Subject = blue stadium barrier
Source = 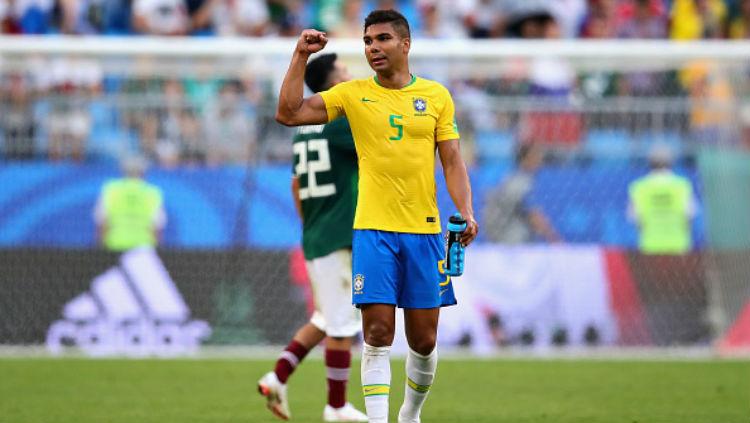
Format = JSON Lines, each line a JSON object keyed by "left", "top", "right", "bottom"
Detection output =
{"left": 0, "top": 162, "right": 705, "bottom": 249}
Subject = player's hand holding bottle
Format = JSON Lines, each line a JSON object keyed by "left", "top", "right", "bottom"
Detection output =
{"left": 446, "top": 213, "right": 467, "bottom": 277}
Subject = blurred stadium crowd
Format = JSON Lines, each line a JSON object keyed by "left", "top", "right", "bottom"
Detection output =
{"left": 1, "top": 0, "right": 750, "bottom": 39}
{"left": 1, "top": 0, "right": 750, "bottom": 166}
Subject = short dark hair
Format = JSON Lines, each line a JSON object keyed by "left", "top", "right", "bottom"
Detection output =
{"left": 305, "top": 53, "right": 337, "bottom": 93}
{"left": 364, "top": 9, "right": 411, "bottom": 39}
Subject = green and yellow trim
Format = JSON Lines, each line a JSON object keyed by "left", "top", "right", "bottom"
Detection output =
{"left": 407, "top": 378, "right": 431, "bottom": 393}
{"left": 374, "top": 74, "right": 417, "bottom": 89}
{"left": 363, "top": 384, "right": 390, "bottom": 397}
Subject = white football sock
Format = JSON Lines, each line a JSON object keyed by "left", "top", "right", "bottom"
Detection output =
{"left": 398, "top": 347, "right": 437, "bottom": 422}
{"left": 362, "top": 343, "right": 391, "bottom": 423}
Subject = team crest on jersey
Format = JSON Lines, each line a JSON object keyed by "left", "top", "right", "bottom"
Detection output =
{"left": 413, "top": 98, "right": 427, "bottom": 113}
{"left": 353, "top": 274, "right": 365, "bottom": 294}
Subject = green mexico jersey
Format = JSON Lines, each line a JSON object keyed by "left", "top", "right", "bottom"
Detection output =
{"left": 293, "top": 117, "right": 358, "bottom": 260}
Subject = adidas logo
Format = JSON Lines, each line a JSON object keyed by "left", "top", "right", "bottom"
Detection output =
{"left": 46, "top": 247, "right": 211, "bottom": 357}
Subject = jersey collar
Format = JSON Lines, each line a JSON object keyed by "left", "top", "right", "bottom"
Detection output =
{"left": 373, "top": 74, "right": 417, "bottom": 89}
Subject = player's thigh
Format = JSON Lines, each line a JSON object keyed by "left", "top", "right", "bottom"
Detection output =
{"left": 306, "top": 249, "right": 361, "bottom": 337}
{"left": 398, "top": 233, "right": 456, "bottom": 308}
{"left": 352, "top": 230, "right": 400, "bottom": 306}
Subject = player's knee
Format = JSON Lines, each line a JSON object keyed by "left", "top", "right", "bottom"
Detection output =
{"left": 408, "top": 335, "right": 436, "bottom": 356}
{"left": 363, "top": 321, "right": 394, "bottom": 347}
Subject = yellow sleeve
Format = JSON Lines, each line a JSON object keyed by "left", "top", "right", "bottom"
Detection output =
{"left": 319, "top": 82, "right": 348, "bottom": 123}
{"left": 436, "top": 87, "right": 460, "bottom": 142}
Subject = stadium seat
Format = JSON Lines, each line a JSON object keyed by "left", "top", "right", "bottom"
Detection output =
{"left": 584, "top": 129, "right": 634, "bottom": 162}
{"left": 635, "top": 131, "right": 685, "bottom": 159}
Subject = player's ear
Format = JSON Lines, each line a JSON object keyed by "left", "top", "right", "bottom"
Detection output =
{"left": 402, "top": 37, "right": 411, "bottom": 54}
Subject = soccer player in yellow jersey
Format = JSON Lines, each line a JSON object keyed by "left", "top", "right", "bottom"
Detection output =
{"left": 276, "top": 9, "right": 479, "bottom": 423}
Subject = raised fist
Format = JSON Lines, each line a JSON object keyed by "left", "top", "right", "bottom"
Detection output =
{"left": 297, "top": 29, "right": 328, "bottom": 54}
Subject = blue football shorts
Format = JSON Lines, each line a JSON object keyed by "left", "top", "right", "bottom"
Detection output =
{"left": 351, "top": 229, "right": 457, "bottom": 309}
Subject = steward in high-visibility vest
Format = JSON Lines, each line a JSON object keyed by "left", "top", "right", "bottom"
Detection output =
{"left": 628, "top": 146, "right": 696, "bottom": 255}
{"left": 94, "top": 156, "right": 165, "bottom": 252}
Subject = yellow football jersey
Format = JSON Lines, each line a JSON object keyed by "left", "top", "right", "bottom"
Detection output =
{"left": 320, "top": 75, "right": 460, "bottom": 234}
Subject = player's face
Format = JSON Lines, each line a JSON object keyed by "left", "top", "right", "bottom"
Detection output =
{"left": 363, "top": 22, "right": 410, "bottom": 74}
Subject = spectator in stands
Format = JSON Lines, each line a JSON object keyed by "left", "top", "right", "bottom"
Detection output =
{"left": 482, "top": 143, "right": 561, "bottom": 244}
{"left": 176, "top": 107, "right": 205, "bottom": 164}
{"left": 414, "top": 0, "right": 472, "bottom": 38}
{"left": 681, "top": 60, "right": 735, "bottom": 146}
{"left": 579, "top": 0, "right": 619, "bottom": 38}
{"left": 728, "top": 0, "right": 750, "bottom": 38}
{"left": 268, "top": 0, "right": 305, "bottom": 36}
{"left": 47, "top": 58, "right": 100, "bottom": 162}
{"left": 0, "top": 0, "right": 22, "bottom": 33}
{"left": 670, "top": 0, "right": 727, "bottom": 39}
{"left": 313, "top": 0, "right": 344, "bottom": 32}
{"left": 526, "top": 16, "right": 574, "bottom": 96}
{"left": 327, "top": 0, "right": 363, "bottom": 37}
{"left": 155, "top": 77, "right": 194, "bottom": 165}
{"left": 132, "top": 0, "right": 189, "bottom": 35}
{"left": 516, "top": 13, "right": 581, "bottom": 148}
{"left": 211, "top": 0, "right": 270, "bottom": 36}
{"left": 453, "top": 77, "right": 496, "bottom": 163}
{"left": 204, "top": 80, "right": 255, "bottom": 165}
{"left": 102, "top": 0, "right": 132, "bottom": 34}
{"left": 94, "top": 155, "right": 166, "bottom": 252}
{"left": 1, "top": 72, "right": 36, "bottom": 159}
{"left": 617, "top": 0, "right": 667, "bottom": 39}
{"left": 463, "top": 0, "right": 504, "bottom": 38}
{"left": 628, "top": 145, "right": 697, "bottom": 255}
{"left": 185, "top": 0, "right": 217, "bottom": 34}
{"left": 549, "top": 0, "right": 587, "bottom": 38}
{"left": 504, "top": 3, "right": 556, "bottom": 38}
{"left": 617, "top": 0, "right": 668, "bottom": 97}
{"left": 3, "top": 0, "right": 55, "bottom": 34}
{"left": 58, "top": 0, "right": 106, "bottom": 34}
{"left": 138, "top": 113, "right": 161, "bottom": 163}
{"left": 415, "top": 0, "right": 442, "bottom": 38}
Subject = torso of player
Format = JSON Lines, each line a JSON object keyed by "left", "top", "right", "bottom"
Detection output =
{"left": 320, "top": 76, "right": 459, "bottom": 234}
{"left": 293, "top": 118, "right": 358, "bottom": 260}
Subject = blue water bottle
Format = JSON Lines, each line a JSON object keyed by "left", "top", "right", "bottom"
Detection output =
{"left": 445, "top": 213, "right": 467, "bottom": 276}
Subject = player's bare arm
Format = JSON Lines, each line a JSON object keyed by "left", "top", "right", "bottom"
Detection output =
{"left": 437, "top": 139, "right": 479, "bottom": 245}
{"left": 276, "top": 29, "right": 330, "bottom": 126}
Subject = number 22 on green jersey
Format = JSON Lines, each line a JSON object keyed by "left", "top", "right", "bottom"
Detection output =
{"left": 293, "top": 139, "right": 335, "bottom": 199}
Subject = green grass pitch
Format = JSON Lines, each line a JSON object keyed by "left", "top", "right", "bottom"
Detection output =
{"left": 1, "top": 357, "right": 748, "bottom": 423}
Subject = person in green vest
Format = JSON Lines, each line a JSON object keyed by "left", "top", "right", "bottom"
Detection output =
{"left": 94, "top": 155, "right": 166, "bottom": 252}
{"left": 628, "top": 145, "right": 697, "bottom": 255}
{"left": 258, "top": 53, "right": 367, "bottom": 422}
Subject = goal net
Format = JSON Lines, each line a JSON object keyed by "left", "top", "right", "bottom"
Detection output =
{"left": 1, "top": 37, "right": 748, "bottom": 356}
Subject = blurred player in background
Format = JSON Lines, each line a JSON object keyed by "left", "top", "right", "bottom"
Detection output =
{"left": 258, "top": 53, "right": 368, "bottom": 422}
{"left": 94, "top": 155, "right": 166, "bottom": 252}
{"left": 482, "top": 143, "right": 560, "bottom": 244}
{"left": 275, "top": 10, "right": 478, "bottom": 423}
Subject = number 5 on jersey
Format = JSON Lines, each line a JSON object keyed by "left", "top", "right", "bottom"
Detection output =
{"left": 389, "top": 114, "right": 403, "bottom": 141}
{"left": 293, "top": 139, "right": 336, "bottom": 199}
